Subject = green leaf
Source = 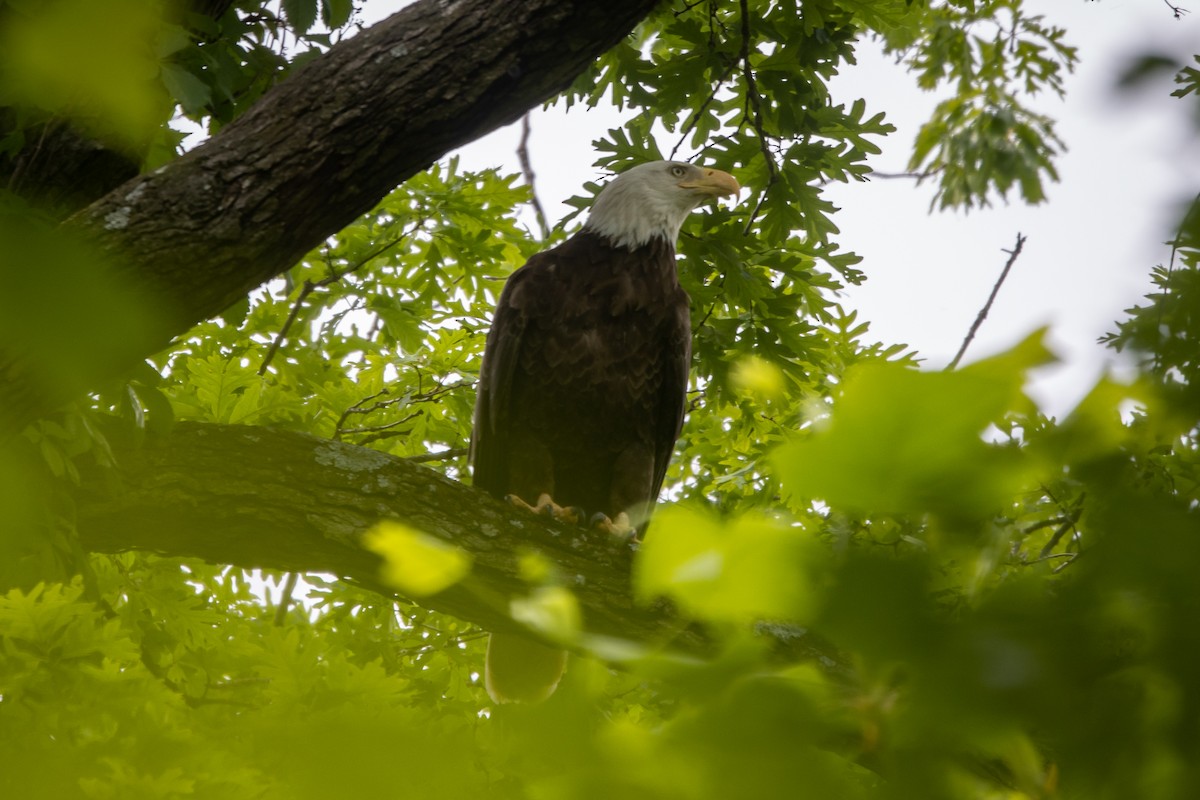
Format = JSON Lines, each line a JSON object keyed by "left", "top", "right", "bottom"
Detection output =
{"left": 160, "top": 63, "right": 212, "bottom": 115}
{"left": 773, "top": 332, "right": 1052, "bottom": 523}
{"left": 362, "top": 521, "right": 472, "bottom": 596}
{"left": 0, "top": 0, "right": 170, "bottom": 149}
{"left": 322, "top": 0, "right": 353, "bottom": 28}
{"left": 510, "top": 586, "right": 582, "bottom": 641}
{"left": 282, "top": 0, "right": 319, "bottom": 34}
{"left": 636, "top": 507, "right": 820, "bottom": 623}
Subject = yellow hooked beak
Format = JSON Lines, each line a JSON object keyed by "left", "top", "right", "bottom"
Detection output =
{"left": 680, "top": 167, "right": 741, "bottom": 198}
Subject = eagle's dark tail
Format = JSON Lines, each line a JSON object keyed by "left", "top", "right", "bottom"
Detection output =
{"left": 484, "top": 632, "right": 567, "bottom": 704}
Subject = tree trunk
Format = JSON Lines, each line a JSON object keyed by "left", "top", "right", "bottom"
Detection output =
{"left": 1, "top": 0, "right": 661, "bottom": 437}
{"left": 75, "top": 421, "right": 847, "bottom": 678}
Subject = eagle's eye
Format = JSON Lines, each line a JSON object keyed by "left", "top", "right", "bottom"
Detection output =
{"left": 670, "top": 165, "right": 688, "bottom": 178}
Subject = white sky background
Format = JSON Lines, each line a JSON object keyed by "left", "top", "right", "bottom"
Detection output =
{"left": 363, "top": 0, "right": 1200, "bottom": 417}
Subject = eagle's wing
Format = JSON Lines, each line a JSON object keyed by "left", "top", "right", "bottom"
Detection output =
{"left": 649, "top": 299, "right": 692, "bottom": 504}
{"left": 470, "top": 258, "right": 539, "bottom": 497}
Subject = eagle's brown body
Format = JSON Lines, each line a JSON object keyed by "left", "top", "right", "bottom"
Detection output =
{"left": 471, "top": 231, "right": 690, "bottom": 524}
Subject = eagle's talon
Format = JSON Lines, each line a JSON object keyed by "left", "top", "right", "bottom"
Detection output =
{"left": 590, "top": 511, "right": 637, "bottom": 541}
{"left": 505, "top": 493, "right": 539, "bottom": 513}
{"left": 508, "top": 493, "right": 583, "bottom": 525}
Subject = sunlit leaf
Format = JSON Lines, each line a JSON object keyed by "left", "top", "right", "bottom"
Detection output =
{"left": 510, "top": 585, "right": 582, "bottom": 641}
{"left": 773, "top": 333, "right": 1052, "bottom": 523}
{"left": 636, "top": 507, "right": 820, "bottom": 623}
{"left": 0, "top": 0, "right": 170, "bottom": 150}
{"left": 362, "top": 521, "right": 472, "bottom": 596}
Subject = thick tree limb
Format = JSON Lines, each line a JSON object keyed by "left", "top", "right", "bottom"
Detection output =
{"left": 1, "top": 0, "right": 661, "bottom": 436}
{"left": 74, "top": 421, "right": 847, "bottom": 678}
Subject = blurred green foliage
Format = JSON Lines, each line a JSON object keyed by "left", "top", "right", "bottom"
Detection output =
{"left": 2, "top": 1, "right": 1199, "bottom": 798}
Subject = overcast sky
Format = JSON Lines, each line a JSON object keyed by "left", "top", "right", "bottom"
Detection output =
{"left": 370, "top": 0, "right": 1200, "bottom": 416}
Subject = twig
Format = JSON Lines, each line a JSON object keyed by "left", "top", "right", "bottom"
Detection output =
{"left": 946, "top": 232, "right": 1026, "bottom": 370}
{"left": 337, "top": 411, "right": 422, "bottom": 438}
{"left": 738, "top": 0, "right": 778, "bottom": 235}
{"left": 6, "top": 118, "right": 57, "bottom": 193}
{"left": 258, "top": 279, "right": 317, "bottom": 376}
{"left": 406, "top": 447, "right": 469, "bottom": 464}
{"left": 1163, "top": 0, "right": 1190, "bottom": 19}
{"left": 207, "top": 677, "right": 271, "bottom": 690}
{"left": 691, "top": 273, "right": 727, "bottom": 334}
{"left": 334, "top": 388, "right": 399, "bottom": 436}
{"left": 354, "top": 427, "right": 418, "bottom": 446}
{"left": 871, "top": 167, "right": 944, "bottom": 181}
{"left": 517, "top": 113, "right": 550, "bottom": 239}
{"left": 258, "top": 229, "right": 417, "bottom": 375}
{"left": 742, "top": 192, "right": 771, "bottom": 236}
{"left": 273, "top": 572, "right": 299, "bottom": 626}
{"left": 1037, "top": 517, "right": 1078, "bottom": 560}
{"left": 1153, "top": 191, "right": 1200, "bottom": 374}
{"left": 674, "top": 0, "right": 707, "bottom": 16}
{"left": 333, "top": 376, "right": 468, "bottom": 440}
{"left": 394, "top": 630, "right": 489, "bottom": 657}
{"left": 1040, "top": 484, "right": 1085, "bottom": 555}
{"left": 687, "top": 133, "right": 739, "bottom": 164}
{"left": 669, "top": 59, "right": 737, "bottom": 161}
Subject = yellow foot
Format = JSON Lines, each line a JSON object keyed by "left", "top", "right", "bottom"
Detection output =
{"left": 590, "top": 511, "right": 637, "bottom": 541}
{"left": 505, "top": 493, "right": 584, "bottom": 526}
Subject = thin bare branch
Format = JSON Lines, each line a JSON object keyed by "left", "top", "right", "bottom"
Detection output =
{"left": 333, "top": 377, "right": 468, "bottom": 441}
{"left": 1163, "top": 0, "right": 1190, "bottom": 19}
{"left": 334, "top": 388, "right": 402, "bottom": 437}
{"left": 517, "top": 113, "right": 551, "bottom": 239}
{"left": 871, "top": 167, "right": 944, "bottom": 180}
{"left": 1038, "top": 516, "right": 1080, "bottom": 560}
{"left": 273, "top": 572, "right": 299, "bottom": 626}
{"left": 395, "top": 630, "right": 488, "bottom": 657}
{"left": 946, "top": 232, "right": 1027, "bottom": 370}
{"left": 691, "top": 273, "right": 727, "bottom": 335}
{"left": 669, "top": 59, "right": 737, "bottom": 161}
{"left": 258, "top": 231, "right": 416, "bottom": 376}
{"left": 258, "top": 279, "right": 318, "bottom": 376}
{"left": 338, "top": 411, "right": 423, "bottom": 438}
{"left": 673, "top": 0, "right": 707, "bottom": 16}
{"left": 406, "top": 447, "right": 470, "bottom": 464}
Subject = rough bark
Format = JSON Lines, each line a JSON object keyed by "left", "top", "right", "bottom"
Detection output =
{"left": 1, "top": 0, "right": 661, "bottom": 436}
{"left": 74, "top": 421, "right": 847, "bottom": 677}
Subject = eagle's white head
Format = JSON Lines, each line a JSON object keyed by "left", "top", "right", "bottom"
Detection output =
{"left": 583, "top": 160, "right": 740, "bottom": 250}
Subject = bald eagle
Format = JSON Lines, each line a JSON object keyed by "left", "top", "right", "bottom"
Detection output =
{"left": 471, "top": 160, "right": 740, "bottom": 703}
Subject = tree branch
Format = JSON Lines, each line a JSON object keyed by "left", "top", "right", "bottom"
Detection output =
{"left": 517, "top": 113, "right": 550, "bottom": 239}
{"left": 1, "top": 0, "right": 662, "bottom": 437}
{"left": 73, "top": 421, "right": 848, "bottom": 678}
{"left": 946, "top": 232, "right": 1026, "bottom": 370}
{"left": 1163, "top": 0, "right": 1190, "bottom": 20}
